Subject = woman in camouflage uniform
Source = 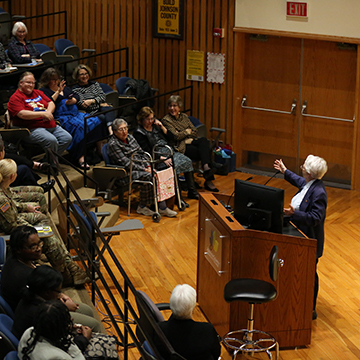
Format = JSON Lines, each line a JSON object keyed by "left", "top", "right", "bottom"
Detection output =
{"left": 0, "top": 159, "right": 89, "bottom": 286}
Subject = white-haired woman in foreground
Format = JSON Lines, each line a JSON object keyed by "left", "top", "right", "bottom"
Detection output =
{"left": 154, "top": 284, "right": 221, "bottom": 360}
{"left": 274, "top": 155, "right": 328, "bottom": 320}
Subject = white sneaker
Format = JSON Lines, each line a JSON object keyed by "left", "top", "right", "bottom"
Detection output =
{"left": 136, "top": 205, "right": 155, "bottom": 216}
{"left": 159, "top": 207, "right": 178, "bottom": 218}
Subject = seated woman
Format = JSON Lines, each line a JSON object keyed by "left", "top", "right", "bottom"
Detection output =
{"left": 161, "top": 95, "right": 219, "bottom": 192}
{"left": 18, "top": 300, "right": 87, "bottom": 360}
{"left": 153, "top": 284, "right": 221, "bottom": 360}
{"left": 108, "top": 118, "right": 177, "bottom": 218}
{"left": 0, "top": 159, "right": 89, "bottom": 286}
{"left": 39, "top": 68, "right": 108, "bottom": 169}
{"left": 12, "top": 264, "right": 99, "bottom": 339}
{"left": 0, "top": 138, "right": 54, "bottom": 192}
{"left": 7, "top": 22, "right": 41, "bottom": 64}
{"left": 72, "top": 64, "right": 115, "bottom": 135}
{"left": 134, "top": 106, "right": 199, "bottom": 200}
{"left": 7, "top": 71, "right": 73, "bottom": 162}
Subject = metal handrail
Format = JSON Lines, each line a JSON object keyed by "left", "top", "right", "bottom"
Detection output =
{"left": 301, "top": 101, "right": 354, "bottom": 123}
{"left": 241, "top": 95, "right": 297, "bottom": 115}
{"left": 47, "top": 149, "right": 180, "bottom": 360}
{"left": 0, "top": 11, "right": 68, "bottom": 40}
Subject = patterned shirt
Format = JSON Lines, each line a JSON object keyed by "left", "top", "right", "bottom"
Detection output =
{"left": 72, "top": 81, "right": 106, "bottom": 115}
{"left": 107, "top": 134, "right": 150, "bottom": 172}
{"left": 7, "top": 36, "right": 40, "bottom": 64}
{"left": 161, "top": 112, "right": 198, "bottom": 154}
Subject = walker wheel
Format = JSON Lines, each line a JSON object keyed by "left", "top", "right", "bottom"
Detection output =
{"left": 178, "top": 200, "right": 187, "bottom": 211}
{"left": 152, "top": 212, "right": 161, "bottom": 222}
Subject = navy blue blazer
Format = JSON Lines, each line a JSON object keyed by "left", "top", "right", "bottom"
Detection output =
{"left": 284, "top": 169, "right": 327, "bottom": 258}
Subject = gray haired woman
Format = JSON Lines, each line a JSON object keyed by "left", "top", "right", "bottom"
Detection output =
{"left": 7, "top": 22, "right": 41, "bottom": 64}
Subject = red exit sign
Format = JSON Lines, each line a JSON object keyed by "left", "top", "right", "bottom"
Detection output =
{"left": 287, "top": 2, "right": 307, "bottom": 17}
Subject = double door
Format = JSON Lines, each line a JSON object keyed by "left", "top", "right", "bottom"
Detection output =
{"left": 235, "top": 34, "right": 357, "bottom": 185}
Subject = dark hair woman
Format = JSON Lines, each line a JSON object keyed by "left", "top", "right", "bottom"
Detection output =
{"left": 39, "top": 67, "right": 108, "bottom": 169}
{"left": 18, "top": 300, "right": 86, "bottom": 360}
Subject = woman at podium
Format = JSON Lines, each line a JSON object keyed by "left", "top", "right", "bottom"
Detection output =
{"left": 274, "top": 155, "right": 328, "bottom": 320}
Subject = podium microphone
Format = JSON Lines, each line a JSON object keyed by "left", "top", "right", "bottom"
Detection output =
{"left": 244, "top": 176, "right": 253, "bottom": 182}
{"left": 264, "top": 170, "right": 280, "bottom": 186}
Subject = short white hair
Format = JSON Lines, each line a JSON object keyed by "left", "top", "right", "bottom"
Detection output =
{"left": 170, "top": 284, "right": 196, "bottom": 319}
{"left": 12, "top": 22, "right": 28, "bottom": 36}
{"left": 303, "top": 155, "right": 328, "bottom": 179}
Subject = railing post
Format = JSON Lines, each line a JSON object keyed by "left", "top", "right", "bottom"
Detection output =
{"left": 124, "top": 281, "right": 129, "bottom": 360}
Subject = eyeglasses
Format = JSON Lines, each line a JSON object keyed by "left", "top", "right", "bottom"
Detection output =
{"left": 23, "top": 81, "right": 35, "bottom": 85}
{"left": 117, "top": 126, "right": 128, "bottom": 132}
{"left": 168, "top": 104, "right": 179, "bottom": 108}
{"left": 79, "top": 72, "right": 89, "bottom": 76}
{"left": 23, "top": 240, "right": 44, "bottom": 251}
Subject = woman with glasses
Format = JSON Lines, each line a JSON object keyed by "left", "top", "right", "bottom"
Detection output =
{"left": 7, "top": 71, "right": 73, "bottom": 161}
{"left": 39, "top": 68, "right": 108, "bottom": 169}
{"left": 274, "top": 155, "right": 328, "bottom": 320}
{"left": 0, "top": 159, "right": 90, "bottom": 287}
{"left": 72, "top": 64, "right": 115, "bottom": 135}
{"left": 134, "top": 106, "right": 199, "bottom": 200}
{"left": 108, "top": 118, "right": 177, "bottom": 217}
{"left": 162, "top": 95, "right": 219, "bottom": 192}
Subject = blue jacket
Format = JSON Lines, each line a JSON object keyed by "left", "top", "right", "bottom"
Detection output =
{"left": 284, "top": 169, "right": 327, "bottom": 258}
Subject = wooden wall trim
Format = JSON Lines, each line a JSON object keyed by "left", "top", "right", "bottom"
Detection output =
{"left": 234, "top": 27, "right": 360, "bottom": 45}
{"left": 351, "top": 46, "right": 360, "bottom": 190}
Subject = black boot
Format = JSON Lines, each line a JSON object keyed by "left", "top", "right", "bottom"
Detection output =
{"left": 184, "top": 172, "right": 199, "bottom": 200}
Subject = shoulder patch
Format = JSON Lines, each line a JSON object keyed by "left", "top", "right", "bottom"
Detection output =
{"left": 1, "top": 202, "right": 10, "bottom": 213}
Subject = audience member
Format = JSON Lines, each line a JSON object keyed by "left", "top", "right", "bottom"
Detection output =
{"left": 108, "top": 118, "right": 177, "bottom": 218}
{"left": 18, "top": 300, "right": 87, "bottom": 360}
{"left": 7, "top": 22, "right": 41, "bottom": 64}
{"left": 153, "top": 284, "right": 221, "bottom": 360}
{"left": 72, "top": 64, "right": 115, "bottom": 135}
{"left": 39, "top": 68, "right": 108, "bottom": 169}
{"left": 11, "top": 264, "right": 100, "bottom": 339}
{"left": 162, "top": 95, "right": 219, "bottom": 192}
{"left": 134, "top": 106, "right": 199, "bottom": 200}
{"left": 0, "top": 161, "right": 89, "bottom": 285}
{"left": 0, "top": 41, "right": 11, "bottom": 65}
{"left": 7, "top": 72, "right": 72, "bottom": 163}
{"left": 0, "top": 139, "right": 54, "bottom": 191}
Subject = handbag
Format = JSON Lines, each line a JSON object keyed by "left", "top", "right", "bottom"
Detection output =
{"left": 83, "top": 333, "right": 119, "bottom": 360}
{"left": 155, "top": 167, "right": 175, "bottom": 202}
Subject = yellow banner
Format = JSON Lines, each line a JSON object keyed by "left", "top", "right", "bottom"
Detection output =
{"left": 186, "top": 50, "right": 204, "bottom": 82}
{"left": 157, "top": 0, "right": 180, "bottom": 35}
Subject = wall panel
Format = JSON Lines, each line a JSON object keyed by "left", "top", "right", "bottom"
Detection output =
{"left": 9, "top": 0, "right": 234, "bottom": 144}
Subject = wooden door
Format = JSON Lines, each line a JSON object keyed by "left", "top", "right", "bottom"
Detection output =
{"left": 239, "top": 35, "right": 302, "bottom": 171}
{"left": 300, "top": 40, "right": 357, "bottom": 184}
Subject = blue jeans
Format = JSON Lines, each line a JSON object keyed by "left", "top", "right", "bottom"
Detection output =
{"left": 25, "top": 125, "right": 73, "bottom": 156}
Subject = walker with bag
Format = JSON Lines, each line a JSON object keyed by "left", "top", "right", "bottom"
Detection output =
{"left": 127, "top": 144, "right": 186, "bottom": 222}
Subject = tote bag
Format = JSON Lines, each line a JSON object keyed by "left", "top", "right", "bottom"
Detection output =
{"left": 155, "top": 167, "right": 175, "bottom": 202}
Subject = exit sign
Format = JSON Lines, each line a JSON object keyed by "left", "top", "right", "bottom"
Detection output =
{"left": 286, "top": 2, "right": 307, "bottom": 18}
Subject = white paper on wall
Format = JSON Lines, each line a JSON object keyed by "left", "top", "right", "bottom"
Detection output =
{"left": 207, "top": 52, "right": 225, "bottom": 84}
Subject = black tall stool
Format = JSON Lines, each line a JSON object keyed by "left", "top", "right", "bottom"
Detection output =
{"left": 222, "top": 245, "right": 283, "bottom": 360}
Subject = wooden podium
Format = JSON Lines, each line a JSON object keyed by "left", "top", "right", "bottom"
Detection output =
{"left": 197, "top": 193, "right": 317, "bottom": 348}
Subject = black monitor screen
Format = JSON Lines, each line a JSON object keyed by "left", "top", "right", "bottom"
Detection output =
{"left": 234, "top": 179, "right": 284, "bottom": 234}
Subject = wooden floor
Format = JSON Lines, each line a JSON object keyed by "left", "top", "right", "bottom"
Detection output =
{"left": 94, "top": 170, "right": 360, "bottom": 360}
